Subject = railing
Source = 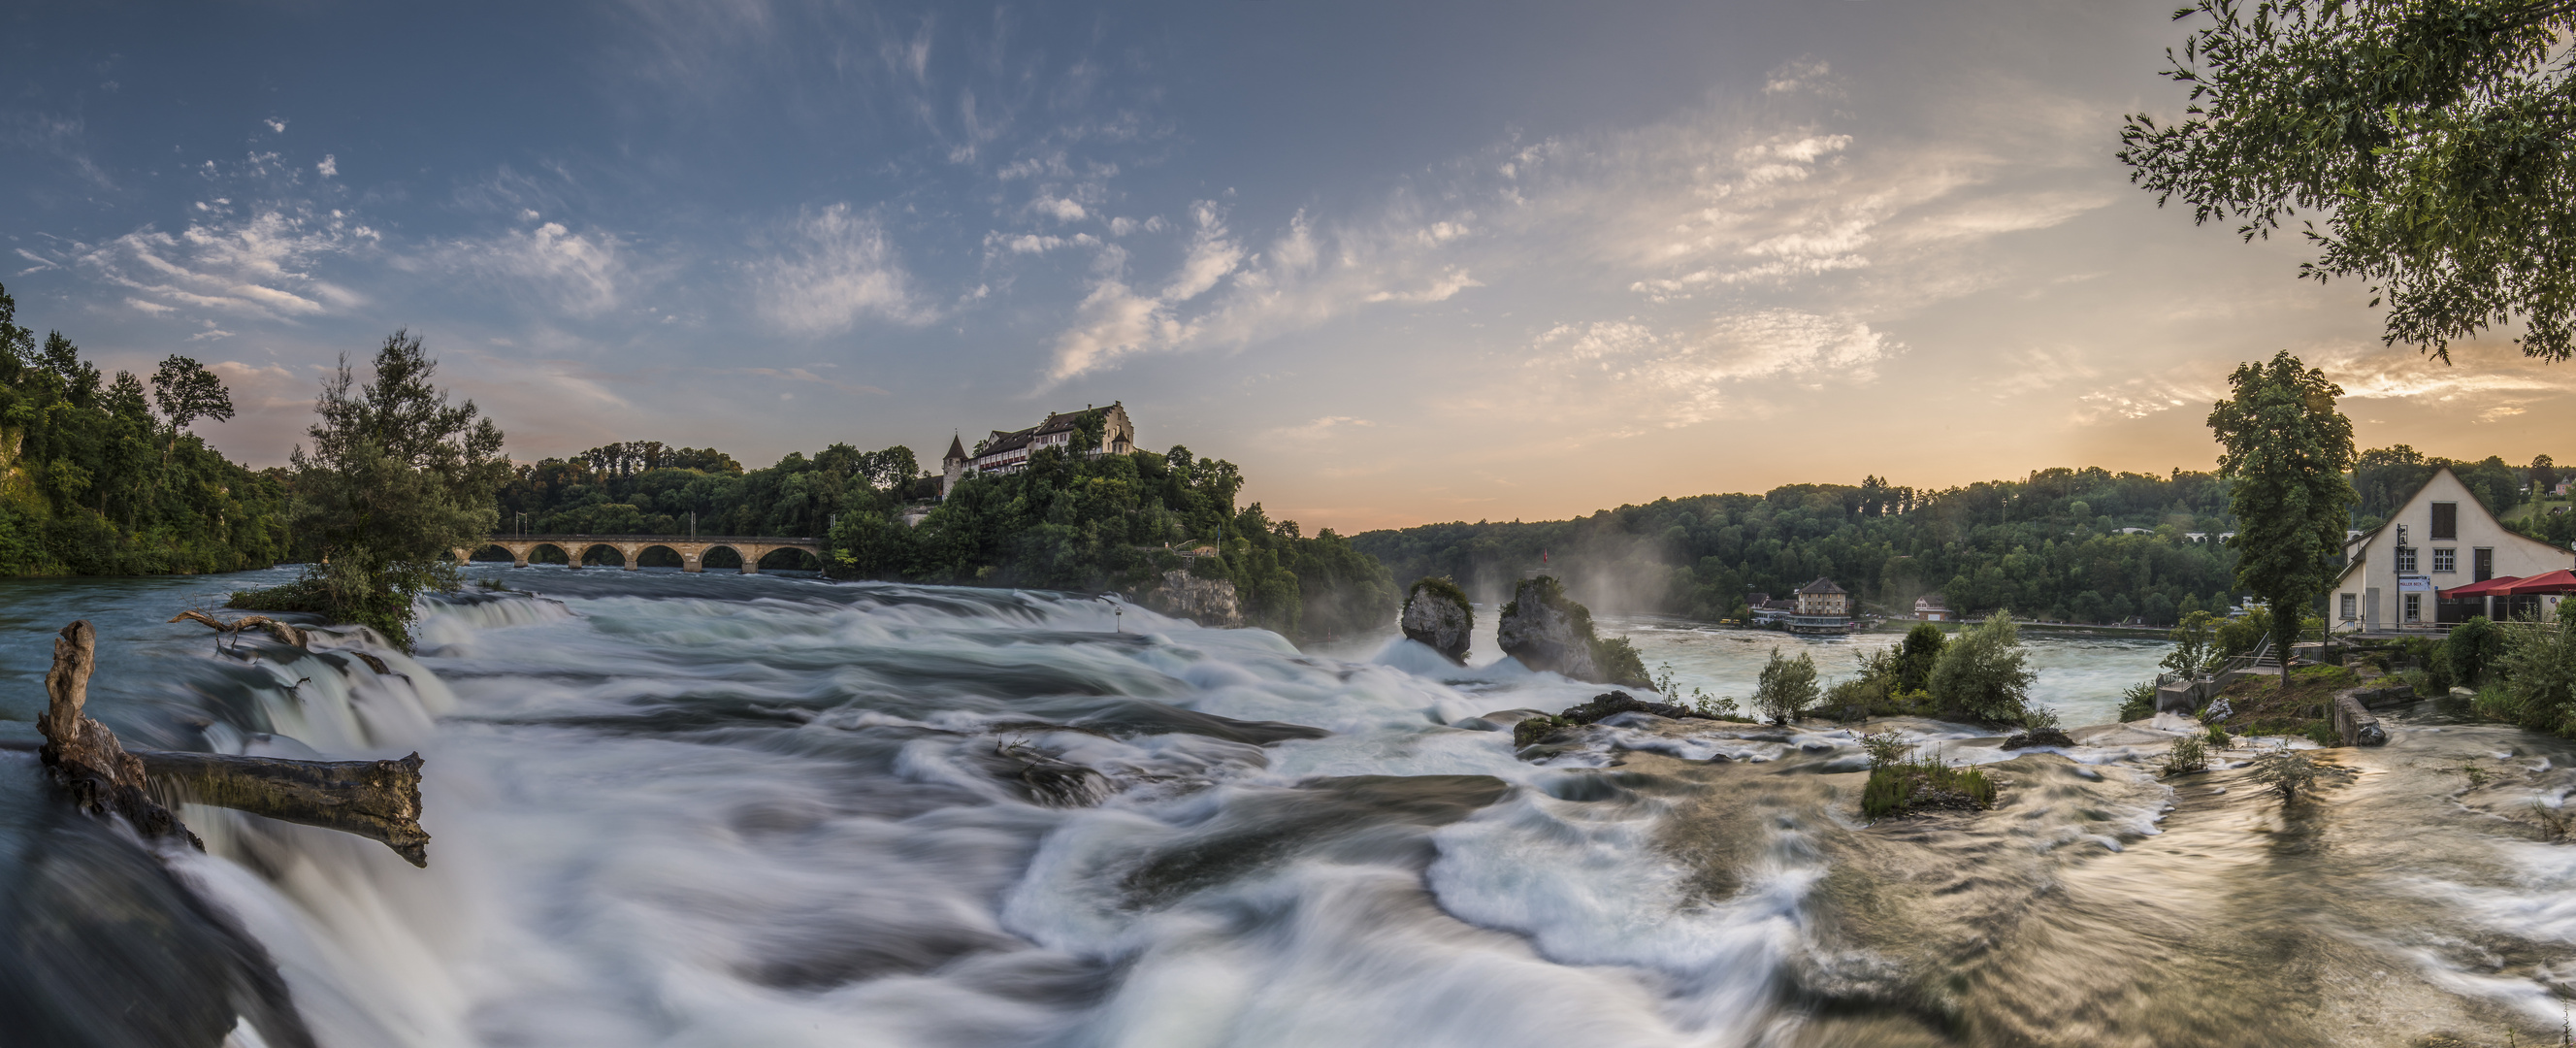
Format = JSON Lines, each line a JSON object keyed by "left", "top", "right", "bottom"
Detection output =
{"left": 484, "top": 534, "right": 820, "bottom": 544}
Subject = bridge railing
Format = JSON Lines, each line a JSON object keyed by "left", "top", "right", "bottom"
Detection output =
{"left": 481, "top": 534, "right": 820, "bottom": 545}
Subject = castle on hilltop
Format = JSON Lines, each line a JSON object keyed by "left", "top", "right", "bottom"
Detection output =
{"left": 940, "top": 403, "right": 1135, "bottom": 498}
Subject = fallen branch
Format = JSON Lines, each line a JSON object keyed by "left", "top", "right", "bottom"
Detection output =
{"left": 37, "top": 619, "right": 431, "bottom": 867}
{"left": 169, "top": 609, "right": 308, "bottom": 650}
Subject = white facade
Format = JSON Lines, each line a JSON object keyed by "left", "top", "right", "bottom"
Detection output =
{"left": 2332, "top": 467, "right": 2571, "bottom": 632}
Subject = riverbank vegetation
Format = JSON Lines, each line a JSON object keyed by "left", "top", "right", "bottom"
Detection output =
{"left": 229, "top": 332, "right": 507, "bottom": 649}
{"left": 1821, "top": 614, "right": 2041, "bottom": 727}
{"left": 494, "top": 440, "right": 920, "bottom": 544}
{"left": 1351, "top": 449, "right": 2564, "bottom": 625}
{"left": 1858, "top": 731, "right": 1996, "bottom": 819}
{"left": 835, "top": 440, "right": 1397, "bottom": 639}
{"left": 0, "top": 283, "right": 288, "bottom": 575}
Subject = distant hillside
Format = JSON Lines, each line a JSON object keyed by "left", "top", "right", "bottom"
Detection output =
{"left": 1353, "top": 452, "right": 2564, "bottom": 627}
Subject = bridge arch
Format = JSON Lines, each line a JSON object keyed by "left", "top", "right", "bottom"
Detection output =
{"left": 576, "top": 543, "right": 628, "bottom": 568}
{"left": 526, "top": 542, "right": 571, "bottom": 566}
{"left": 636, "top": 544, "right": 685, "bottom": 570}
{"left": 467, "top": 543, "right": 516, "bottom": 563}
{"left": 755, "top": 546, "right": 827, "bottom": 573}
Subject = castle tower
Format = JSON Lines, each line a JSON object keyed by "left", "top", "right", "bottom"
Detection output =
{"left": 940, "top": 433, "right": 968, "bottom": 500}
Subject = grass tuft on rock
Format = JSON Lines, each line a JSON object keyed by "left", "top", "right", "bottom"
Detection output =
{"left": 1861, "top": 755, "right": 1996, "bottom": 820}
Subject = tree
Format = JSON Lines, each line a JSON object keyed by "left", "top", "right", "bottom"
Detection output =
{"left": 149, "top": 355, "right": 235, "bottom": 466}
{"left": 2120, "top": 0, "right": 2576, "bottom": 363}
{"left": 1752, "top": 647, "right": 1819, "bottom": 725}
{"left": 2164, "top": 609, "right": 2223, "bottom": 677}
{"left": 1893, "top": 622, "right": 1947, "bottom": 694}
{"left": 1928, "top": 612, "right": 2037, "bottom": 724}
{"left": 243, "top": 331, "right": 507, "bottom": 648}
{"left": 2207, "top": 351, "right": 2357, "bottom": 677}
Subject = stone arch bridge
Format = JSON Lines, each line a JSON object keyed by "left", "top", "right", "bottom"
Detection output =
{"left": 457, "top": 535, "right": 827, "bottom": 573}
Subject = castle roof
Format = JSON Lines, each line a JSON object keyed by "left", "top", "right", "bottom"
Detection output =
{"left": 973, "top": 404, "right": 1124, "bottom": 462}
{"left": 1797, "top": 576, "right": 1846, "bottom": 595}
{"left": 944, "top": 434, "right": 968, "bottom": 465}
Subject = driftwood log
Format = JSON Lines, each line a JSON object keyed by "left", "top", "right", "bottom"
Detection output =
{"left": 170, "top": 609, "right": 308, "bottom": 649}
{"left": 36, "top": 620, "right": 431, "bottom": 867}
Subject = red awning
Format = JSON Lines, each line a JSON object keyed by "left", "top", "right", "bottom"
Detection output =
{"left": 2499, "top": 570, "right": 2576, "bottom": 596}
{"left": 2442, "top": 575, "right": 2525, "bottom": 598}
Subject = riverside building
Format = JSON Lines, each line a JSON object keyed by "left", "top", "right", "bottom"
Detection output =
{"left": 2331, "top": 466, "right": 2574, "bottom": 633}
{"left": 940, "top": 403, "right": 1136, "bottom": 498}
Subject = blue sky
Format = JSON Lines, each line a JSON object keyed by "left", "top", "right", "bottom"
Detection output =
{"left": 8, "top": 0, "right": 2569, "bottom": 531}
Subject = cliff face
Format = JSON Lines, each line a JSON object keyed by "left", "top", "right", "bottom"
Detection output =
{"left": 1400, "top": 578, "right": 1473, "bottom": 665}
{"left": 1496, "top": 577, "right": 1601, "bottom": 681}
{"left": 1134, "top": 570, "right": 1243, "bottom": 628}
{"left": 1494, "top": 575, "right": 1651, "bottom": 688}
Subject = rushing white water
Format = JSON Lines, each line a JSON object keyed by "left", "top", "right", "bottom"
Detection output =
{"left": 6, "top": 568, "right": 2575, "bottom": 1047}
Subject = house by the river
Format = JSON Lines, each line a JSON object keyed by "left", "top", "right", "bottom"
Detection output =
{"left": 2332, "top": 466, "right": 2574, "bottom": 632}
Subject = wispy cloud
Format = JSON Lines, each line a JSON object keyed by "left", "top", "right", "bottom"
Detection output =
{"left": 1516, "top": 310, "right": 1897, "bottom": 435}
{"left": 750, "top": 203, "right": 932, "bottom": 335}
{"left": 425, "top": 220, "right": 630, "bottom": 318}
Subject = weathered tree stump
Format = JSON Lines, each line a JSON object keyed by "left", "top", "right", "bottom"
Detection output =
{"left": 36, "top": 620, "right": 431, "bottom": 866}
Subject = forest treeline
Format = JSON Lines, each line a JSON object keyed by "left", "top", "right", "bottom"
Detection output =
{"left": 497, "top": 415, "right": 1397, "bottom": 639}
{"left": 0, "top": 286, "right": 287, "bottom": 575}
{"left": 1353, "top": 454, "right": 2568, "bottom": 626}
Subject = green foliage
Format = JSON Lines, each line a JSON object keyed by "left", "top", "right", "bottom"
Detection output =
{"left": 1408, "top": 576, "right": 1473, "bottom": 632}
{"left": 2163, "top": 733, "right": 2210, "bottom": 776}
{"left": 1861, "top": 755, "right": 1997, "bottom": 820}
{"left": 2355, "top": 444, "right": 2533, "bottom": 522}
{"left": 1649, "top": 661, "right": 1738, "bottom": 719}
{"left": 1512, "top": 714, "right": 1574, "bottom": 749}
{"left": 2164, "top": 610, "right": 2222, "bottom": 676}
{"left": 1352, "top": 468, "right": 2244, "bottom": 625}
{"left": 1752, "top": 647, "right": 1820, "bottom": 725}
{"left": 2447, "top": 615, "right": 2507, "bottom": 689}
{"left": 2119, "top": 680, "right": 2160, "bottom": 722}
{"left": 2492, "top": 601, "right": 2576, "bottom": 736}
{"left": 1894, "top": 622, "right": 1946, "bottom": 692}
{"left": 2248, "top": 746, "right": 2319, "bottom": 803}
{"left": 0, "top": 281, "right": 287, "bottom": 576}
{"left": 2120, "top": 0, "right": 2576, "bottom": 363}
{"left": 1591, "top": 636, "right": 1652, "bottom": 691}
{"left": 1928, "top": 612, "right": 2038, "bottom": 725}
{"left": 242, "top": 331, "right": 507, "bottom": 650}
{"left": 1860, "top": 729, "right": 1913, "bottom": 770}
{"left": 2303, "top": 721, "right": 2343, "bottom": 748}
{"left": 2207, "top": 722, "right": 2232, "bottom": 749}
{"left": 501, "top": 438, "right": 898, "bottom": 542}
{"left": 2206, "top": 352, "right": 2358, "bottom": 668}
{"left": 831, "top": 444, "right": 1397, "bottom": 640}
{"left": 2212, "top": 606, "right": 2271, "bottom": 660}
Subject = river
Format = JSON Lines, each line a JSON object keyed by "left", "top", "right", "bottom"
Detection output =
{"left": 4, "top": 568, "right": 2572, "bottom": 1047}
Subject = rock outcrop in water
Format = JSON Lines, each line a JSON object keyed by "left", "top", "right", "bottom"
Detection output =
{"left": 1133, "top": 570, "right": 1242, "bottom": 627}
{"left": 1511, "top": 691, "right": 1715, "bottom": 748}
{"left": 1399, "top": 577, "right": 1473, "bottom": 664}
{"left": 1495, "top": 576, "right": 1650, "bottom": 687}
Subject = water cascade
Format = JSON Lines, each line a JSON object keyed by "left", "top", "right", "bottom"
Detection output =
{"left": 4, "top": 569, "right": 2574, "bottom": 1046}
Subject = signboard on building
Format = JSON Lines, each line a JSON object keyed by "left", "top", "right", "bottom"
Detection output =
{"left": 2398, "top": 574, "right": 2434, "bottom": 592}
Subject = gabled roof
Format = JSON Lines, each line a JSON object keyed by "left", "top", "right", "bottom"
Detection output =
{"left": 1913, "top": 595, "right": 1946, "bottom": 608}
{"left": 1798, "top": 576, "right": 1845, "bottom": 595}
{"left": 2333, "top": 464, "right": 2567, "bottom": 588}
{"left": 944, "top": 434, "right": 968, "bottom": 464}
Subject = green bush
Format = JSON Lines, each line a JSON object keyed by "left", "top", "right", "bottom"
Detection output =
{"left": 1927, "top": 612, "right": 2038, "bottom": 725}
{"left": 2163, "top": 734, "right": 2209, "bottom": 775}
{"left": 2302, "top": 720, "right": 2341, "bottom": 748}
{"left": 2118, "top": 680, "right": 2160, "bottom": 722}
{"left": 1752, "top": 647, "right": 1820, "bottom": 725}
{"left": 1861, "top": 755, "right": 1997, "bottom": 820}
{"left": 2494, "top": 602, "right": 2576, "bottom": 735}
{"left": 2446, "top": 616, "right": 2506, "bottom": 688}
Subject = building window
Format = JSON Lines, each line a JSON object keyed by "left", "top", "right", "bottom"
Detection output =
{"left": 2475, "top": 547, "right": 2494, "bottom": 581}
{"left": 2340, "top": 593, "right": 2358, "bottom": 621}
{"left": 2397, "top": 545, "right": 2418, "bottom": 573}
{"left": 2430, "top": 502, "right": 2458, "bottom": 540}
{"left": 2433, "top": 547, "right": 2457, "bottom": 573}
{"left": 2405, "top": 593, "right": 2422, "bottom": 624}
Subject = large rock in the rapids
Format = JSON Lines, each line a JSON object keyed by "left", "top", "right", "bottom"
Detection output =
{"left": 1400, "top": 577, "right": 1474, "bottom": 665}
{"left": 1494, "top": 575, "right": 1650, "bottom": 688}
{"left": 1134, "top": 570, "right": 1243, "bottom": 628}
